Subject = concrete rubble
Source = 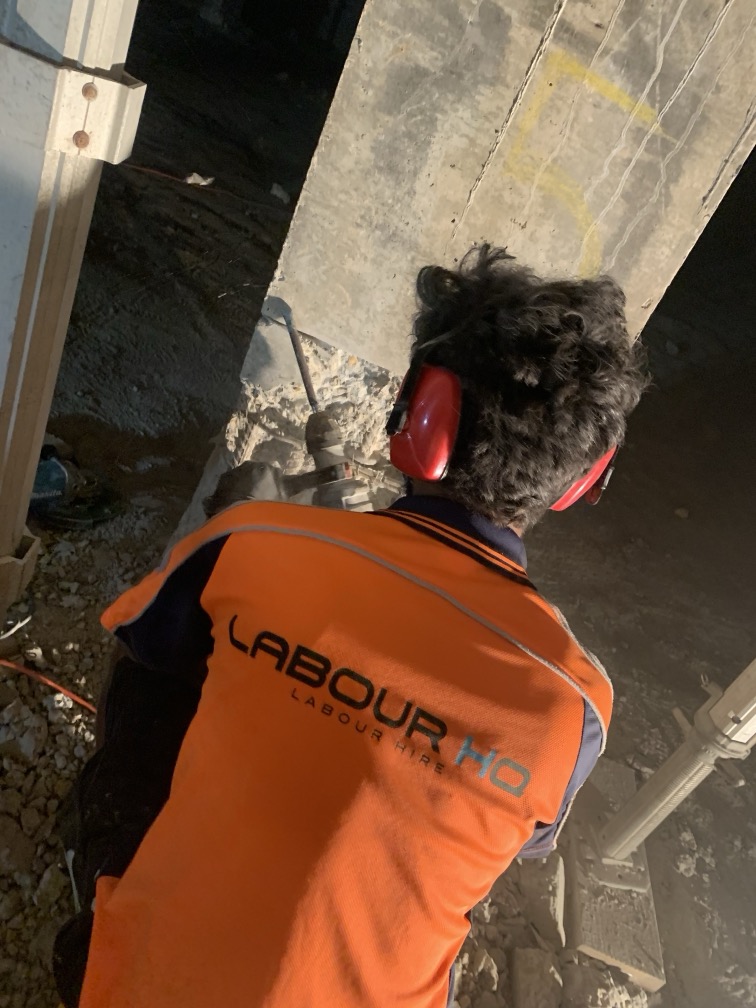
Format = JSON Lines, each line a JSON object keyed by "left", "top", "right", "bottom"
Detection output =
{"left": 0, "top": 507, "right": 166, "bottom": 1008}
{"left": 508, "top": 853, "right": 566, "bottom": 950}
{"left": 511, "top": 948, "right": 563, "bottom": 1008}
{"left": 0, "top": 669, "right": 91, "bottom": 1005}
{"left": 561, "top": 958, "right": 650, "bottom": 1008}
{"left": 448, "top": 853, "right": 654, "bottom": 1008}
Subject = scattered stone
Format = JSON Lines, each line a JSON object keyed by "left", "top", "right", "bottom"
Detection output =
{"left": 490, "top": 947, "right": 508, "bottom": 972}
{"left": 0, "top": 709, "right": 49, "bottom": 763}
{"left": 0, "top": 789, "right": 22, "bottom": 816}
{"left": 0, "top": 889, "right": 22, "bottom": 922}
{"left": 20, "top": 806, "right": 42, "bottom": 837}
{"left": 34, "top": 864, "right": 68, "bottom": 910}
{"left": 23, "top": 645, "right": 45, "bottom": 668}
{"left": 476, "top": 993, "right": 506, "bottom": 1008}
{"left": 675, "top": 853, "right": 697, "bottom": 877}
{"left": 60, "top": 594, "right": 87, "bottom": 610}
{"left": 0, "top": 683, "right": 16, "bottom": 708}
{"left": 0, "top": 814, "right": 36, "bottom": 876}
{"left": 54, "top": 780, "right": 70, "bottom": 799}
{"left": 473, "top": 947, "right": 499, "bottom": 991}
{"left": 511, "top": 948, "right": 562, "bottom": 1008}
{"left": 270, "top": 182, "right": 291, "bottom": 204}
{"left": 30, "top": 918, "right": 60, "bottom": 971}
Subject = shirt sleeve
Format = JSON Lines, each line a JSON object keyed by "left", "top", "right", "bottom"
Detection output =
{"left": 107, "top": 536, "right": 229, "bottom": 678}
{"left": 517, "top": 699, "right": 604, "bottom": 858}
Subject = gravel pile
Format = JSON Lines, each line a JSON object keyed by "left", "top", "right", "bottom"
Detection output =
{"left": 0, "top": 507, "right": 168, "bottom": 1008}
{"left": 0, "top": 682, "right": 89, "bottom": 1006}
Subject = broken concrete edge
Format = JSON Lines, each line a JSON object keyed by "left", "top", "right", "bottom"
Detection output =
{"left": 0, "top": 530, "right": 41, "bottom": 623}
{"left": 510, "top": 851, "right": 566, "bottom": 950}
{"left": 511, "top": 947, "right": 562, "bottom": 1008}
{"left": 563, "top": 758, "right": 666, "bottom": 993}
{"left": 173, "top": 308, "right": 403, "bottom": 546}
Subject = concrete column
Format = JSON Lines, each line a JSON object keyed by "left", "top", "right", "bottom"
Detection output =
{"left": 0, "top": 0, "right": 144, "bottom": 617}
{"left": 266, "top": 0, "right": 755, "bottom": 374}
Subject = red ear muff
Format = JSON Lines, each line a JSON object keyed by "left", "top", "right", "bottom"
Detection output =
{"left": 387, "top": 365, "right": 462, "bottom": 481}
{"left": 550, "top": 446, "right": 618, "bottom": 511}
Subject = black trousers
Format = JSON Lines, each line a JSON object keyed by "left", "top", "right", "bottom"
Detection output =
{"left": 53, "top": 657, "right": 201, "bottom": 1007}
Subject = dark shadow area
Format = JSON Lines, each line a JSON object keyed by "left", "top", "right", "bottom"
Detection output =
{"left": 50, "top": 0, "right": 364, "bottom": 479}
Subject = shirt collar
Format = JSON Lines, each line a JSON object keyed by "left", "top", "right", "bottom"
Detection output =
{"left": 388, "top": 495, "right": 527, "bottom": 570}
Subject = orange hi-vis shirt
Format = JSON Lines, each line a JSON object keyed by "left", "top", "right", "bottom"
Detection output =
{"left": 82, "top": 497, "right": 612, "bottom": 1008}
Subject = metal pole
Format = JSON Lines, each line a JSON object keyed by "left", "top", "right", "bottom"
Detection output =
{"left": 599, "top": 734, "right": 717, "bottom": 861}
{"left": 599, "top": 658, "right": 756, "bottom": 862}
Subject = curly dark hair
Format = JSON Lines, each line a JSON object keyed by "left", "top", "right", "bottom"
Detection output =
{"left": 411, "top": 244, "right": 649, "bottom": 529}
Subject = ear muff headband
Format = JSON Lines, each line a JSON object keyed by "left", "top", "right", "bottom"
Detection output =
{"left": 549, "top": 446, "right": 618, "bottom": 511}
{"left": 386, "top": 332, "right": 457, "bottom": 437}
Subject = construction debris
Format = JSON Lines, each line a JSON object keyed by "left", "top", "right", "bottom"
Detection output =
{"left": 511, "top": 948, "right": 563, "bottom": 1008}
{"left": 508, "top": 854, "right": 566, "bottom": 950}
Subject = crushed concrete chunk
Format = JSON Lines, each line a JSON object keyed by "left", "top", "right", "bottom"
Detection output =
{"left": 0, "top": 814, "right": 36, "bottom": 876}
{"left": 476, "top": 993, "right": 507, "bottom": 1008}
{"left": 20, "top": 806, "right": 42, "bottom": 837}
{"left": 0, "top": 789, "right": 22, "bottom": 817}
{"left": 0, "top": 888, "right": 22, "bottom": 922}
{"left": 34, "top": 864, "right": 68, "bottom": 910}
{"left": 561, "top": 962, "right": 649, "bottom": 1007}
{"left": 512, "top": 852, "right": 565, "bottom": 948}
{"left": 0, "top": 703, "right": 48, "bottom": 763}
{"left": 473, "top": 947, "right": 499, "bottom": 991}
{"left": 511, "top": 948, "right": 562, "bottom": 1008}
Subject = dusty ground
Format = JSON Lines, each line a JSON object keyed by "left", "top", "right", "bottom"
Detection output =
{"left": 1, "top": 2, "right": 755, "bottom": 1005}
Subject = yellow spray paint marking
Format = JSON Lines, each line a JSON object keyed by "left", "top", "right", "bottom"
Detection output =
{"left": 504, "top": 48, "right": 667, "bottom": 276}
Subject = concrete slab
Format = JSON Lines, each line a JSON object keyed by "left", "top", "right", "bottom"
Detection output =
{"left": 563, "top": 758, "right": 666, "bottom": 993}
{"left": 561, "top": 961, "right": 649, "bottom": 1008}
{"left": 511, "top": 851, "right": 566, "bottom": 949}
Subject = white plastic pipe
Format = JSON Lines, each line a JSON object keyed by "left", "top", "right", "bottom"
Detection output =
{"left": 599, "top": 658, "right": 756, "bottom": 862}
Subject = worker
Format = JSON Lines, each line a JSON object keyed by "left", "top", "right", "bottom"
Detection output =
{"left": 53, "top": 244, "right": 648, "bottom": 1008}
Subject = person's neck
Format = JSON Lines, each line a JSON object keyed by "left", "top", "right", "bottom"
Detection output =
{"left": 408, "top": 481, "right": 524, "bottom": 538}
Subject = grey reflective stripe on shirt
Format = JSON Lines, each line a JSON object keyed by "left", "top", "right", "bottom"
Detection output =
{"left": 120, "top": 520, "right": 609, "bottom": 739}
{"left": 518, "top": 699, "right": 604, "bottom": 857}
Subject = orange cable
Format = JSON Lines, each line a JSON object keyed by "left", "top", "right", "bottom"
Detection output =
{"left": 0, "top": 657, "right": 97, "bottom": 715}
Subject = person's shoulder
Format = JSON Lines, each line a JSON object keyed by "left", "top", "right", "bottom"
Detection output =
{"left": 217, "top": 499, "right": 367, "bottom": 532}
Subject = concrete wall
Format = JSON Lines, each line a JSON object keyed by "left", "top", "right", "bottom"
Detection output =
{"left": 268, "top": 0, "right": 756, "bottom": 374}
